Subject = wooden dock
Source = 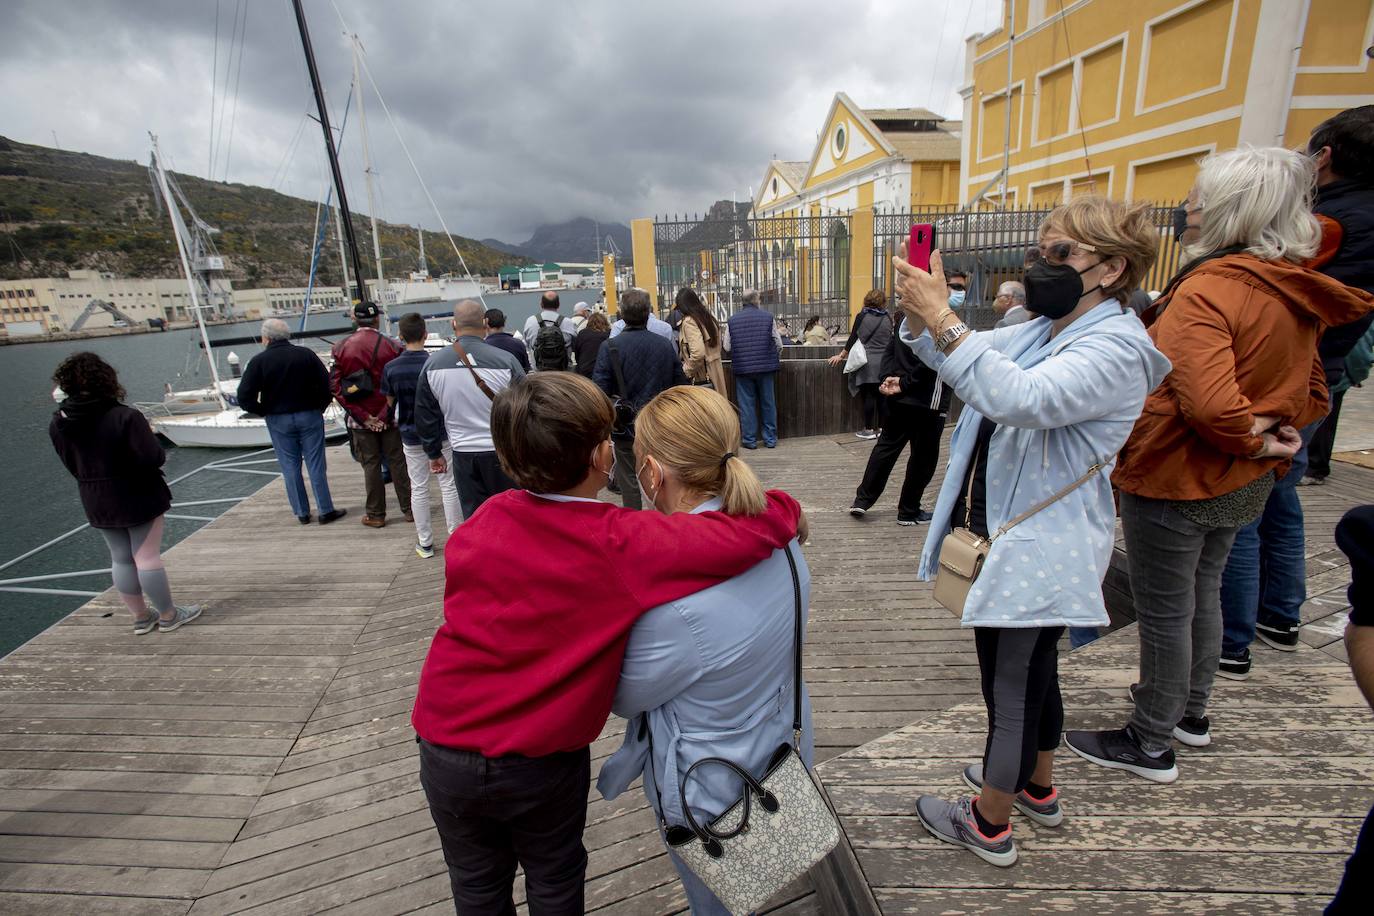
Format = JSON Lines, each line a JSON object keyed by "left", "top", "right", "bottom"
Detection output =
{"left": 0, "top": 390, "right": 1369, "bottom": 914}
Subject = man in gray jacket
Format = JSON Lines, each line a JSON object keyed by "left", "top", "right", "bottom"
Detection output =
{"left": 415, "top": 299, "right": 526, "bottom": 518}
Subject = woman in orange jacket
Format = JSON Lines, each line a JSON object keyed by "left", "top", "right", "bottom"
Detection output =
{"left": 1067, "top": 147, "right": 1374, "bottom": 782}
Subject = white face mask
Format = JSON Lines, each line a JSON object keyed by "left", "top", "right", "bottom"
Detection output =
{"left": 636, "top": 457, "right": 663, "bottom": 511}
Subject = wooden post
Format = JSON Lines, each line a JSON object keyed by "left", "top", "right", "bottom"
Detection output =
{"left": 630, "top": 217, "right": 657, "bottom": 309}
{"left": 849, "top": 207, "right": 874, "bottom": 323}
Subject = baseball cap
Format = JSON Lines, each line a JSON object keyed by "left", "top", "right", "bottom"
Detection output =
{"left": 353, "top": 301, "right": 381, "bottom": 320}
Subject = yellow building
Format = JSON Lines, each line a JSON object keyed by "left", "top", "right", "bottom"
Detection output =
{"left": 961, "top": 0, "right": 1374, "bottom": 207}
{"left": 753, "top": 93, "right": 962, "bottom": 217}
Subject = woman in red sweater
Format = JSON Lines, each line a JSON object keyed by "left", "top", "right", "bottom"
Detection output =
{"left": 412, "top": 372, "right": 801, "bottom": 915}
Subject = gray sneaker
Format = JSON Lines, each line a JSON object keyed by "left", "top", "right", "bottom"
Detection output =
{"left": 961, "top": 764, "right": 1063, "bottom": 827}
{"left": 132, "top": 615, "right": 159, "bottom": 636}
{"left": 915, "top": 794, "right": 1017, "bottom": 867}
{"left": 158, "top": 605, "right": 203, "bottom": 633}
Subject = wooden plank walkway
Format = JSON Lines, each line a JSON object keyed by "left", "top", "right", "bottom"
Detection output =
{"left": 0, "top": 426, "right": 975, "bottom": 914}
{"left": 819, "top": 463, "right": 1373, "bottom": 914}
{"left": 0, "top": 383, "right": 1368, "bottom": 914}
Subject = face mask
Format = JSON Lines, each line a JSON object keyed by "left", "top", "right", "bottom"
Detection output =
{"left": 636, "top": 457, "right": 661, "bottom": 510}
{"left": 947, "top": 290, "right": 966, "bottom": 308}
{"left": 1024, "top": 259, "right": 1105, "bottom": 320}
{"left": 1171, "top": 205, "right": 1190, "bottom": 240}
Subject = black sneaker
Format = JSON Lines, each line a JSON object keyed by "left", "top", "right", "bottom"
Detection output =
{"left": 1217, "top": 650, "right": 1252, "bottom": 680}
{"left": 318, "top": 508, "right": 348, "bottom": 525}
{"left": 1174, "top": 716, "right": 1211, "bottom": 748}
{"left": 849, "top": 506, "right": 867, "bottom": 518}
{"left": 1256, "top": 620, "right": 1300, "bottom": 652}
{"left": 1126, "top": 684, "right": 1212, "bottom": 747}
{"left": 1064, "top": 727, "right": 1178, "bottom": 783}
{"left": 916, "top": 509, "right": 934, "bottom": 522}
{"left": 896, "top": 517, "right": 917, "bottom": 526}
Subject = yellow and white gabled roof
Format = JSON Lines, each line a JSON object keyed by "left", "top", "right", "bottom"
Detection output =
{"left": 802, "top": 92, "right": 899, "bottom": 190}
{"left": 754, "top": 160, "right": 808, "bottom": 211}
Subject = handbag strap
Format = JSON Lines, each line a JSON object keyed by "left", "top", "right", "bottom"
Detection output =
{"left": 643, "top": 541, "right": 804, "bottom": 828}
{"left": 782, "top": 543, "right": 803, "bottom": 745}
{"left": 451, "top": 339, "right": 498, "bottom": 402}
{"left": 993, "top": 459, "right": 1110, "bottom": 541}
{"left": 959, "top": 424, "right": 1111, "bottom": 541}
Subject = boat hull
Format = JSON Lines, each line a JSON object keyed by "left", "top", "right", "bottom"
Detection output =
{"left": 152, "top": 406, "right": 348, "bottom": 449}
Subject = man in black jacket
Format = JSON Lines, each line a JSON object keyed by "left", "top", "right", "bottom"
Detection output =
{"left": 238, "top": 318, "right": 346, "bottom": 525}
{"left": 593, "top": 289, "right": 688, "bottom": 509}
{"left": 1304, "top": 106, "right": 1374, "bottom": 484}
{"left": 848, "top": 311, "right": 951, "bottom": 524}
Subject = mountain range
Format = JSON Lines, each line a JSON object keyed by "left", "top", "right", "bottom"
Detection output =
{"left": 0, "top": 136, "right": 531, "bottom": 286}
{"left": 482, "top": 217, "right": 632, "bottom": 265}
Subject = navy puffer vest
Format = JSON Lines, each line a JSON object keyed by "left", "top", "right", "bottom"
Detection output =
{"left": 728, "top": 306, "right": 781, "bottom": 376}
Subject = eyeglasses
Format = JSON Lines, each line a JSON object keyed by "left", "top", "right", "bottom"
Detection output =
{"left": 1024, "top": 240, "right": 1098, "bottom": 268}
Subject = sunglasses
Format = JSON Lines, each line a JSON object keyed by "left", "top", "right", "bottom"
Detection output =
{"left": 1024, "top": 240, "right": 1097, "bottom": 268}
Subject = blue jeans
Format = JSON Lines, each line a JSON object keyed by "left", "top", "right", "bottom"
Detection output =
{"left": 1069, "top": 627, "right": 1099, "bottom": 649}
{"left": 734, "top": 372, "right": 777, "bottom": 447}
{"left": 1219, "top": 423, "right": 1318, "bottom": 658}
{"left": 264, "top": 410, "right": 335, "bottom": 518}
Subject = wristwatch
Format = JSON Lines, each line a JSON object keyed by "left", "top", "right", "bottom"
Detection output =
{"left": 934, "top": 321, "right": 970, "bottom": 353}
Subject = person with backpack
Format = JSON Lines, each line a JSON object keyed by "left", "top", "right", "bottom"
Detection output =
{"left": 329, "top": 302, "right": 411, "bottom": 529}
{"left": 522, "top": 291, "right": 576, "bottom": 371}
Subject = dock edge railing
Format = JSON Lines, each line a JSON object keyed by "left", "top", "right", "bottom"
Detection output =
{"left": 0, "top": 448, "right": 281, "bottom": 599}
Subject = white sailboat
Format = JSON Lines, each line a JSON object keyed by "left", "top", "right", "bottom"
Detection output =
{"left": 143, "top": 136, "right": 346, "bottom": 448}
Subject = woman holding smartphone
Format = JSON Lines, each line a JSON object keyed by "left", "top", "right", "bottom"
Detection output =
{"left": 892, "top": 197, "right": 1171, "bottom": 866}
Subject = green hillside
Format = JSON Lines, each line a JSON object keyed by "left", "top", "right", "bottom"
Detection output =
{"left": 0, "top": 135, "right": 520, "bottom": 286}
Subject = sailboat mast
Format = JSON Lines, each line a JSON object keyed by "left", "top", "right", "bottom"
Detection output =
{"left": 150, "top": 135, "right": 227, "bottom": 410}
{"left": 352, "top": 34, "right": 386, "bottom": 298}
{"left": 291, "top": 0, "right": 370, "bottom": 308}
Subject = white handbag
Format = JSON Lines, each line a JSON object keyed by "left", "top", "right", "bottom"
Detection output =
{"left": 661, "top": 546, "right": 841, "bottom": 915}
{"left": 842, "top": 338, "right": 867, "bottom": 373}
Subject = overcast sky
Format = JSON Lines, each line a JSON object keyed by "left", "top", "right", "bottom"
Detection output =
{"left": 1, "top": 0, "right": 1002, "bottom": 242}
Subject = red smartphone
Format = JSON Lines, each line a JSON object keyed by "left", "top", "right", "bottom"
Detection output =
{"left": 908, "top": 223, "right": 936, "bottom": 273}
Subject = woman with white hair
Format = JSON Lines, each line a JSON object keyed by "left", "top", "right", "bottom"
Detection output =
{"left": 1066, "top": 146, "right": 1374, "bottom": 782}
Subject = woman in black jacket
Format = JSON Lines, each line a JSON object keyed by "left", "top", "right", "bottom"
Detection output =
{"left": 49, "top": 353, "right": 201, "bottom": 635}
{"left": 573, "top": 311, "right": 611, "bottom": 378}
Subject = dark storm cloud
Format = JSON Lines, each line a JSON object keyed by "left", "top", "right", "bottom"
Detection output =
{"left": 0, "top": 0, "right": 1000, "bottom": 240}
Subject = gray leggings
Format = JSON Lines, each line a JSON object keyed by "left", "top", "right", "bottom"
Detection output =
{"left": 99, "top": 517, "right": 174, "bottom": 615}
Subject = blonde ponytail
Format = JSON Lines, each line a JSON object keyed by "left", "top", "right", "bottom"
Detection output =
{"left": 718, "top": 453, "right": 767, "bottom": 516}
{"left": 635, "top": 387, "right": 768, "bottom": 516}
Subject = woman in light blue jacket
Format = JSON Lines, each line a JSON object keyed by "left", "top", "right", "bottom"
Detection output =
{"left": 597, "top": 386, "right": 812, "bottom": 916}
{"left": 893, "top": 197, "right": 1172, "bottom": 867}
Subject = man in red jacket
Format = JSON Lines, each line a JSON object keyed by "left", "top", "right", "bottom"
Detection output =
{"left": 413, "top": 373, "right": 803, "bottom": 915}
{"left": 329, "top": 302, "right": 411, "bottom": 527}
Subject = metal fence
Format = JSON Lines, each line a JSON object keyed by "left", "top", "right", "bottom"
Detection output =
{"left": 651, "top": 212, "right": 854, "bottom": 337}
{"left": 652, "top": 202, "right": 1184, "bottom": 338}
{"left": 871, "top": 204, "right": 1185, "bottom": 330}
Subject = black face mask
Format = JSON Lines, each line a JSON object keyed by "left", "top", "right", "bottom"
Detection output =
{"left": 1171, "top": 204, "right": 1189, "bottom": 240}
{"left": 1024, "top": 259, "right": 1104, "bottom": 320}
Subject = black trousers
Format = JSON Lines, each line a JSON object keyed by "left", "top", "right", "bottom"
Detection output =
{"left": 852, "top": 403, "right": 945, "bottom": 519}
{"left": 419, "top": 740, "right": 590, "bottom": 916}
{"left": 857, "top": 382, "right": 885, "bottom": 429}
{"left": 1306, "top": 387, "right": 1346, "bottom": 480}
{"left": 612, "top": 437, "right": 642, "bottom": 510}
{"left": 452, "top": 450, "right": 516, "bottom": 519}
{"left": 975, "top": 626, "right": 1065, "bottom": 795}
{"left": 1328, "top": 801, "right": 1374, "bottom": 914}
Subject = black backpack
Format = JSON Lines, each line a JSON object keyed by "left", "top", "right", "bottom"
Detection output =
{"left": 534, "top": 316, "right": 570, "bottom": 371}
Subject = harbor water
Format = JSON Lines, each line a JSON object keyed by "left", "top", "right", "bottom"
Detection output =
{"left": 0, "top": 288, "right": 577, "bottom": 657}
